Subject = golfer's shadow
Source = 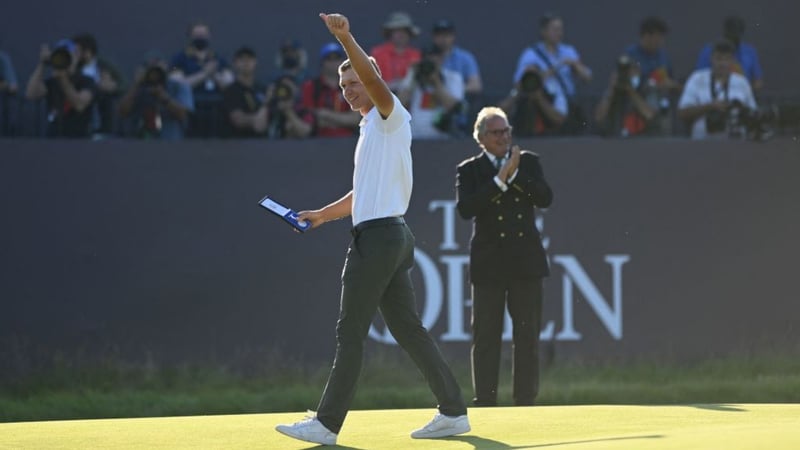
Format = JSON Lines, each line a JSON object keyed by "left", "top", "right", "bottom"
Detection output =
{"left": 300, "top": 445, "right": 367, "bottom": 450}
{"left": 441, "top": 433, "right": 663, "bottom": 449}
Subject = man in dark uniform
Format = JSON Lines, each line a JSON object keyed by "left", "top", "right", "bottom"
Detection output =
{"left": 456, "top": 106, "right": 553, "bottom": 407}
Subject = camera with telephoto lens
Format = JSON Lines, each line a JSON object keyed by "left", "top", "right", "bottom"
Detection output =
{"left": 614, "top": 55, "right": 634, "bottom": 92}
{"left": 48, "top": 47, "right": 73, "bottom": 70}
{"left": 433, "top": 101, "right": 465, "bottom": 135}
{"left": 143, "top": 65, "right": 167, "bottom": 87}
{"left": 519, "top": 70, "right": 543, "bottom": 94}
{"left": 705, "top": 105, "right": 729, "bottom": 134}
{"left": 727, "top": 100, "right": 777, "bottom": 141}
{"left": 414, "top": 58, "right": 438, "bottom": 86}
{"left": 268, "top": 77, "right": 294, "bottom": 110}
{"left": 706, "top": 99, "right": 776, "bottom": 140}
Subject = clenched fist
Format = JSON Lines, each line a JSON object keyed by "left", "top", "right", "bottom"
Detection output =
{"left": 319, "top": 13, "right": 350, "bottom": 39}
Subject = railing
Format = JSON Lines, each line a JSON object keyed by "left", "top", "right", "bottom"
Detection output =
{"left": 2, "top": 91, "right": 799, "bottom": 139}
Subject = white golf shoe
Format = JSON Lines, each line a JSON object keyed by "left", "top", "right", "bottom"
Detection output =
{"left": 275, "top": 411, "right": 338, "bottom": 446}
{"left": 410, "top": 412, "right": 471, "bottom": 439}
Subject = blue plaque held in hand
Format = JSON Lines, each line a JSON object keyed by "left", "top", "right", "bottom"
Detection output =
{"left": 258, "top": 195, "right": 312, "bottom": 232}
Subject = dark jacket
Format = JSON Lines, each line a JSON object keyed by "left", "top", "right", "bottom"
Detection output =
{"left": 456, "top": 150, "right": 553, "bottom": 284}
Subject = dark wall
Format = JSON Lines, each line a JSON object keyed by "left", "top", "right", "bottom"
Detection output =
{"left": 2, "top": 0, "right": 799, "bottom": 98}
{"left": 1, "top": 137, "right": 799, "bottom": 373}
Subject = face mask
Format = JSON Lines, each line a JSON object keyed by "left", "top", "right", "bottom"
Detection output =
{"left": 630, "top": 75, "right": 640, "bottom": 89}
{"left": 192, "top": 38, "right": 210, "bottom": 51}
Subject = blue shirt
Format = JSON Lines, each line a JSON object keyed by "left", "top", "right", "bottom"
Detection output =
{"left": 513, "top": 42, "right": 588, "bottom": 97}
{"left": 0, "top": 51, "right": 18, "bottom": 87}
{"left": 695, "top": 42, "right": 763, "bottom": 84}
{"left": 170, "top": 50, "right": 230, "bottom": 93}
{"left": 625, "top": 44, "right": 673, "bottom": 83}
{"left": 162, "top": 79, "right": 194, "bottom": 140}
{"left": 442, "top": 46, "right": 480, "bottom": 84}
{"left": 134, "top": 79, "right": 195, "bottom": 140}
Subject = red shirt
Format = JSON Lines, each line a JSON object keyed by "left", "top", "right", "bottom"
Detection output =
{"left": 300, "top": 77, "right": 356, "bottom": 138}
{"left": 370, "top": 42, "right": 421, "bottom": 84}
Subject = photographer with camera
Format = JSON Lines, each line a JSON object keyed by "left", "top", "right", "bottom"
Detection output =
{"left": 264, "top": 75, "right": 311, "bottom": 139}
{"left": 625, "top": 17, "right": 679, "bottom": 93}
{"left": 678, "top": 40, "right": 756, "bottom": 140}
{"left": 0, "top": 50, "right": 18, "bottom": 136}
{"left": 25, "top": 39, "right": 96, "bottom": 138}
{"left": 397, "top": 44, "right": 465, "bottom": 139}
{"left": 0, "top": 50, "right": 18, "bottom": 96}
{"left": 512, "top": 13, "right": 592, "bottom": 135}
{"left": 594, "top": 55, "right": 660, "bottom": 137}
{"left": 117, "top": 51, "right": 194, "bottom": 140}
{"left": 499, "top": 67, "right": 566, "bottom": 137}
{"left": 72, "top": 33, "right": 125, "bottom": 137}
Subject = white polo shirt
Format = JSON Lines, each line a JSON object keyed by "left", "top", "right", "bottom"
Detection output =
{"left": 678, "top": 69, "right": 756, "bottom": 139}
{"left": 351, "top": 94, "right": 413, "bottom": 226}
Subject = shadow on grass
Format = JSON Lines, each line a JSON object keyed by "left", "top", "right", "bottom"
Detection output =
{"left": 691, "top": 404, "right": 747, "bottom": 412}
{"left": 442, "top": 434, "right": 663, "bottom": 449}
{"left": 298, "top": 445, "right": 367, "bottom": 450}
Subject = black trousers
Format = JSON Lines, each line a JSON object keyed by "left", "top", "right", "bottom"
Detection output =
{"left": 316, "top": 219, "right": 466, "bottom": 434}
{"left": 471, "top": 278, "right": 543, "bottom": 406}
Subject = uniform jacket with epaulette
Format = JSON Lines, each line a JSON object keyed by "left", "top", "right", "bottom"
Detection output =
{"left": 456, "top": 150, "right": 553, "bottom": 285}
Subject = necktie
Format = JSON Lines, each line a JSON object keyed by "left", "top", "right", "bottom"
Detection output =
{"left": 495, "top": 158, "right": 504, "bottom": 171}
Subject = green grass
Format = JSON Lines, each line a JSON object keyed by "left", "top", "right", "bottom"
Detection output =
{"left": 2, "top": 353, "right": 800, "bottom": 422}
{"left": 1, "top": 404, "right": 799, "bottom": 449}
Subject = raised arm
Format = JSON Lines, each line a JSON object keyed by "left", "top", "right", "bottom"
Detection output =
{"left": 320, "top": 13, "right": 394, "bottom": 118}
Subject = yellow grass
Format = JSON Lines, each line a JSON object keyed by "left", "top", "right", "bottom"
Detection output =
{"left": 1, "top": 404, "right": 798, "bottom": 449}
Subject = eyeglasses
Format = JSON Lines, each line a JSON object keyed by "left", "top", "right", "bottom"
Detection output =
{"left": 485, "top": 127, "right": 512, "bottom": 138}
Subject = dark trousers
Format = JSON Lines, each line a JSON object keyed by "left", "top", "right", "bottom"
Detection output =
{"left": 471, "top": 278, "right": 543, "bottom": 406}
{"left": 316, "top": 219, "right": 466, "bottom": 434}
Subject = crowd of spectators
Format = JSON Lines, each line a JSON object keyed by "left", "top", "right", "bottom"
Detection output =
{"left": 0, "top": 11, "right": 790, "bottom": 142}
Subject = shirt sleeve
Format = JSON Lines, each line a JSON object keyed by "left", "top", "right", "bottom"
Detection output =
{"left": 170, "top": 52, "right": 184, "bottom": 72}
{"left": 446, "top": 71, "right": 465, "bottom": 101}
{"left": 300, "top": 80, "right": 315, "bottom": 110}
{"left": 173, "top": 80, "right": 194, "bottom": 112}
{"left": 463, "top": 50, "right": 480, "bottom": 79}
{"left": 748, "top": 45, "right": 763, "bottom": 81}
{"left": 678, "top": 73, "right": 702, "bottom": 109}
{"left": 564, "top": 45, "right": 581, "bottom": 65}
{"left": 553, "top": 91, "right": 568, "bottom": 116}
{"left": 733, "top": 75, "right": 757, "bottom": 109}
{"left": 377, "top": 94, "right": 410, "bottom": 133}
{"left": 565, "top": 44, "right": 590, "bottom": 76}
{"left": 493, "top": 175, "right": 508, "bottom": 192}
{"left": 513, "top": 48, "right": 539, "bottom": 83}
{"left": 0, "top": 52, "right": 18, "bottom": 86}
{"left": 695, "top": 45, "right": 712, "bottom": 70}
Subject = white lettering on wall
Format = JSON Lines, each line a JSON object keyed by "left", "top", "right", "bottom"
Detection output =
{"left": 429, "top": 200, "right": 459, "bottom": 251}
{"left": 368, "top": 199, "right": 631, "bottom": 345}
{"left": 549, "top": 255, "right": 631, "bottom": 340}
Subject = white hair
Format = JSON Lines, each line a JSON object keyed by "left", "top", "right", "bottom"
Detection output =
{"left": 472, "top": 106, "right": 508, "bottom": 145}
